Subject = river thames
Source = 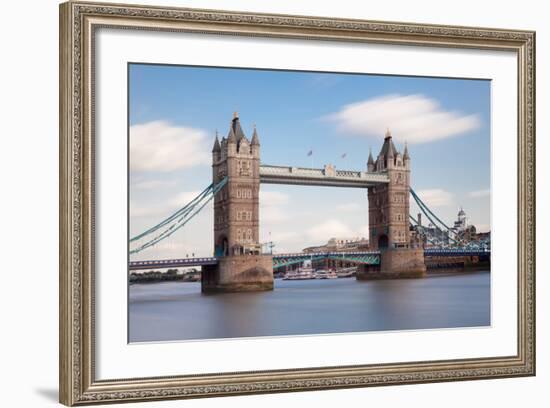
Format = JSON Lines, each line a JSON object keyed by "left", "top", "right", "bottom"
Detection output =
{"left": 129, "top": 270, "right": 490, "bottom": 343}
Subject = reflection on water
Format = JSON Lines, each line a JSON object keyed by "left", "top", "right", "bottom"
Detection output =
{"left": 129, "top": 270, "right": 490, "bottom": 342}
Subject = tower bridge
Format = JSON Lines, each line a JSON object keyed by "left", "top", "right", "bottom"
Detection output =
{"left": 130, "top": 113, "right": 488, "bottom": 292}
{"left": 205, "top": 112, "right": 424, "bottom": 292}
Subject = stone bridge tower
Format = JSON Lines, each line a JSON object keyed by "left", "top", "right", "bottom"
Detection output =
{"left": 212, "top": 112, "right": 261, "bottom": 257}
{"left": 203, "top": 113, "right": 273, "bottom": 292}
{"left": 368, "top": 129, "right": 411, "bottom": 250}
{"left": 361, "top": 130, "right": 426, "bottom": 279}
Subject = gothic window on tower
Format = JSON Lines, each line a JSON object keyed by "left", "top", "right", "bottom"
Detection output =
{"left": 238, "top": 160, "right": 251, "bottom": 176}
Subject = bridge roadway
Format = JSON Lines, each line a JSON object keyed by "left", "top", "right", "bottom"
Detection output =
{"left": 128, "top": 248, "right": 490, "bottom": 271}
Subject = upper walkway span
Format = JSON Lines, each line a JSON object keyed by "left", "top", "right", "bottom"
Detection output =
{"left": 259, "top": 164, "right": 390, "bottom": 188}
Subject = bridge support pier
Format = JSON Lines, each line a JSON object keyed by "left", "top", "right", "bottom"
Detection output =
{"left": 201, "top": 254, "right": 274, "bottom": 293}
{"left": 356, "top": 247, "right": 426, "bottom": 280}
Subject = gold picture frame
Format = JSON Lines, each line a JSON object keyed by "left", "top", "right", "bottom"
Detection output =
{"left": 59, "top": 1, "right": 536, "bottom": 405}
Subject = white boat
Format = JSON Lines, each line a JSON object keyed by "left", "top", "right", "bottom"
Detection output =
{"left": 283, "top": 260, "right": 315, "bottom": 280}
{"left": 336, "top": 266, "right": 357, "bottom": 278}
{"left": 315, "top": 269, "right": 338, "bottom": 279}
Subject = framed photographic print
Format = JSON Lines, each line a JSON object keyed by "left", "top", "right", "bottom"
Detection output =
{"left": 59, "top": 1, "right": 536, "bottom": 405}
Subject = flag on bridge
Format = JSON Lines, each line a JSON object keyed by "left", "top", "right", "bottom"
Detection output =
{"left": 307, "top": 150, "right": 313, "bottom": 156}
{"left": 341, "top": 153, "right": 347, "bottom": 159}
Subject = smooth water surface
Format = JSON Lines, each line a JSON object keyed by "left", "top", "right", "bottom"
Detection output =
{"left": 129, "top": 270, "right": 490, "bottom": 342}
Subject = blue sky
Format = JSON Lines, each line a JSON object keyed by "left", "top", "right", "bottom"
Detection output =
{"left": 129, "top": 64, "right": 490, "bottom": 260}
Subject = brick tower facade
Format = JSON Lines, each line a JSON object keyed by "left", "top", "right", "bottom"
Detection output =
{"left": 367, "top": 129, "right": 411, "bottom": 250}
{"left": 212, "top": 112, "right": 261, "bottom": 257}
{"left": 359, "top": 130, "right": 426, "bottom": 279}
{"left": 203, "top": 113, "right": 273, "bottom": 292}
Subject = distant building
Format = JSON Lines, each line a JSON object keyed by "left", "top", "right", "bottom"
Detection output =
{"left": 453, "top": 207, "right": 468, "bottom": 231}
{"left": 451, "top": 207, "right": 479, "bottom": 242}
{"left": 410, "top": 213, "right": 450, "bottom": 247}
{"left": 303, "top": 237, "right": 369, "bottom": 253}
{"left": 412, "top": 207, "right": 490, "bottom": 248}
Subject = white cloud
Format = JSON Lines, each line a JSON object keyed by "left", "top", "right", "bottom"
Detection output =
{"left": 306, "top": 219, "right": 355, "bottom": 242}
{"left": 130, "top": 120, "right": 210, "bottom": 172}
{"left": 260, "top": 190, "right": 290, "bottom": 206}
{"left": 469, "top": 189, "right": 490, "bottom": 198}
{"left": 130, "top": 189, "right": 213, "bottom": 219}
{"left": 132, "top": 179, "right": 176, "bottom": 190}
{"left": 416, "top": 189, "right": 454, "bottom": 207}
{"left": 260, "top": 190, "right": 291, "bottom": 223}
{"left": 129, "top": 201, "right": 168, "bottom": 218}
{"left": 336, "top": 202, "right": 362, "bottom": 212}
{"left": 261, "top": 207, "right": 289, "bottom": 223}
{"left": 356, "top": 224, "right": 370, "bottom": 237}
{"left": 325, "top": 94, "right": 481, "bottom": 144}
{"left": 170, "top": 190, "right": 201, "bottom": 208}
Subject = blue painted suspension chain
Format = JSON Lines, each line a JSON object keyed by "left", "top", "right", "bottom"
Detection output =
{"left": 129, "top": 177, "right": 228, "bottom": 254}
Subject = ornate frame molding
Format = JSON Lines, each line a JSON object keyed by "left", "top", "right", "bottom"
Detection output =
{"left": 59, "top": 1, "right": 535, "bottom": 405}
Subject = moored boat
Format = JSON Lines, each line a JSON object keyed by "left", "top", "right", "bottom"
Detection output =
{"left": 315, "top": 269, "right": 338, "bottom": 279}
{"left": 283, "top": 260, "right": 315, "bottom": 280}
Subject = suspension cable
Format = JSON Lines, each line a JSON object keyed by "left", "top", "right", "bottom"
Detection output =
{"left": 130, "top": 183, "right": 214, "bottom": 242}
{"left": 130, "top": 177, "right": 228, "bottom": 254}
{"left": 410, "top": 188, "right": 454, "bottom": 231}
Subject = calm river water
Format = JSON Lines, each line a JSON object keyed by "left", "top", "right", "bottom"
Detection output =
{"left": 129, "top": 270, "right": 490, "bottom": 343}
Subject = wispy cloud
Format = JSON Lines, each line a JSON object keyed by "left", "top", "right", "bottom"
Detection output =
{"left": 306, "top": 219, "right": 356, "bottom": 242}
{"left": 336, "top": 202, "right": 362, "bottom": 212}
{"left": 324, "top": 94, "right": 480, "bottom": 144}
{"left": 260, "top": 190, "right": 291, "bottom": 223}
{"left": 260, "top": 191, "right": 290, "bottom": 206}
{"left": 132, "top": 179, "right": 177, "bottom": 190}
{"left": 170, "top": 191, "right": 201, "bottom": 208}
{"left": 129, "top": 201, "right": 169, "bottom": 218}
{"left": 261, "top": 207, "right": 289, "bottom": 223}
{"left": 130, "top": 189, "right": 212, "bottom": 219}
{"left": 130, "top": 120, "right": 210, "bottom": 172}
{"left": 416, "top": 189, "right": 454, "bottom": 207}
{"left": 469, "top": 189, "right": 490, "bottom": 198}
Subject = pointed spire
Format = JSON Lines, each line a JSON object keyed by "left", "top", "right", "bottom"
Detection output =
{"left": 251, "top": 123, "right": 260, "bottom": 145}
{"left": 212, "top": 130, "right": 221, "bottom": 152}
{"left": 227, "top": 120, "right": 237, "bottom": 143}
{"left": 387, "top": 140, "right": 395, "bottom": 158}
{"left": 231, "top": 111, "right": 247, "bottom": 142}
{"left": 403, "top": 141, "right": 410, "bottom": 160}
{"left": 385, "top": 127, "right": 392, "bottom": 139}
{"left": 367, "top": 147, "right": 374, "bottom": 164}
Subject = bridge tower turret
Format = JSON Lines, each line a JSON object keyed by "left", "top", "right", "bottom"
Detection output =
{"left": 368, "top": 129, "right": 411, "bottom": 250}
{"left": 367, "top": 148, "right": 375, "bottom": 172}
{"left": 212, "top": 112, "right": 261, "bottom": 256}
{"left": 205, "top": 113, "right": 273, "bottom": 293}
{"left": 361, "top": 130, "right": 426, "bottom": 279}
